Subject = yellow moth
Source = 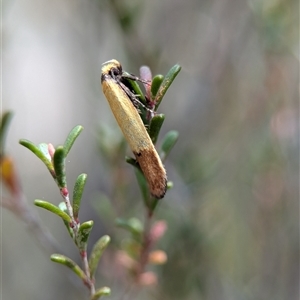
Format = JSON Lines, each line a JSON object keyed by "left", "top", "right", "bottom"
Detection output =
{"left": 101, "top": 59, "right": 167, "bottom": 199}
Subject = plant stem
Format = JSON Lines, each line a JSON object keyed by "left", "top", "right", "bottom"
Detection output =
{"left": 61, "top": 190, "right": 96, "bottom": 296}
{"left": 137, "top": 210, "right": 153, "bottom": 277}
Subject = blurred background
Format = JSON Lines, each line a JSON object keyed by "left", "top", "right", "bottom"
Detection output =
{"left": 2, "top": 0, "right": 299, "bottom": 299}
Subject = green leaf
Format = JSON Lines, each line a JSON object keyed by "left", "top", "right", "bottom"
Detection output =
{"left": 134, "top": 168, "right": 149, "bottom": 206}
{"left": 148, "top": 197, "right": 159, "bottom": 215}
{"left": 73, "top": 173, "right": 87, "bottom": 219}
{"left": 89, "top": 235, "right": 111, "bottom": 278}
{"left": 91, "top": 287, "right": 111, "bottom": 300}
{"left": 115, "top": 217, "right": 143, "bottom": 241}
{"left": 125, "top": 156, "right": 138, "bottom": 169}
{"left": 50, "top": 254, "right": 86, "bottom": 280}
{"left": 0, "top": 111, "right": 13, "bottom": 157}
{"left": 19, "top": 139, "right": 54, "bottom": 172}
{"left": 34, "top": 199, "right": 71, "bottom": 223}
{"left": 122, "top": 73, "right": 151, "bottom": 124}
{"left": 64, "top": 125, "right": 83, "bottom": 156}
{"left": 77, "top": 221, "right": 94, "bottom": 251}
{"left": 151, "top": 75, "right": 164, "bottom": 99}
{"left": 38, "top": 143, "right": 52, "bottom": 161}
{"left": 155, "top": 64, "right": 181, "bottom": 108}
{"left": 53, "top": 146, "right": 66, "bottom": 188}
{"left": 160, "top": 130, "right": 179, "bottom": 161}
{"left": 128, "top": 218, "right": 143, "bottom": 234}
{"left": 122, "top": 73, "right": 147, "bottom": 104}
{"left": 149, "top": 114, "right": 165, "bottom": 144}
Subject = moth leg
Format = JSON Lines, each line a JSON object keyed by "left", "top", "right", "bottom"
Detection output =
{"left": 119, "top": 81, "right": 154, "bottom": 115}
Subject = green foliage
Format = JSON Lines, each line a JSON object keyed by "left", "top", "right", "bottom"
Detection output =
{"left": 64, "top": 125, "right": 84, "bottom": 156}
{"left": 73, "top": 173, "right": 87, "bottom": 220}
{"left": 3, "top": 0, "right": 298, "bottom": 299}
{"left": 19, "top": 126, "right": 111, "bottom": 299}
{"left": 19, "top": 140, "right": 54, "bottom": 173}
{"left": 89, "top": 235, "right": 111, "bottom": 279}
{"left": 160, "top": 130, "right": 179, "bottom": 161}
{"left": 151, "top": 75, "right": 164, "bottom": 99}
{"left": 91, "top": 287, "right": 111, "bottom": 300}
{"left": 149, "top": 114, "right": 165, "bottom": 144}
{"left": 0, "top": 111, "right": 13, "bottom": 157}
{"left": 53, "top": 146, "right": 66, "bottom": 188}
{"left": 34, "top": 199, "right": 72, "bottom": 223}
{"left": 77, "top": 221, "right": 94, "bottom": 251}
{"left": 116, "top": 217, "right": 143, "bottom": 242}
{"left": 154, "top": 64, "right": 181, "bottom": 109}
{"left": 14, "top": 62, "right": 179, "bottom": 298}
{"left": 51, "top": 254, "right": 86, "bottom": 280}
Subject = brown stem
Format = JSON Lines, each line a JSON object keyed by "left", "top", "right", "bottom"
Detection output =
{"left": 136, "top": 211, "right": 153, "bottom": 277}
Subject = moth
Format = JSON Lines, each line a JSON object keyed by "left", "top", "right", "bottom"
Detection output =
{"left": 101, "top": 59, "right": 167, "bottom": 199}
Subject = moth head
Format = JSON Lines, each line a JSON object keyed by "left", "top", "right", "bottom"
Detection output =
{"left": 101, "top": 59, "right": 122, "bottom": 78}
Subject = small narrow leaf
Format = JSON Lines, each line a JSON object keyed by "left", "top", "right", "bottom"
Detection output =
{"left": 151, "top": 75, "right": 164, "bottom": 99}
{"left": 77, "top": 221, "right": 94, "bottom": 251}
{"left": 128, "top": 218, "right": 143, "bottom": 234}
{"left": 19, "top": 139, "right": 54, "bottom": 172}
{"left": 134, "top": 168, "right": 149, "bottom": 206}
{"left": 160, "top": 130, "right": 179, "bottom": 161}
{"left": 125, "top": 156, "right": 140, "bottom": 170}
{"left": 34, "top": 199, "right": 71, "bottom": 223}
{"left": 73, "top": 173, "right": 87, "bottom": 219}
{"left": 149, "top": 198, "right": 159, "bottom": 215}
{"left": 53, "top": 146, "right": 66, "bottom": 188}
{"left": 89, "top": 235, "right": 111, "bottom": 278}
{"left": 91, "top": 287, "right": 111, "bottom": 300}
{"left": 50, "top": 254, "right": 86, "bottom": 280}
{"left": 155, "top": 64, "right": 181, "bottom": 108}
{"left": 149, "top": 114, "right": 165, "bottom": 144}
{"left": 122, "top": 73, "right": 146, "bottom": 104}
{"left": 0, "top": 111, "right": 13, "bottom": 156}
{"left": 115, "top": 217, "right": 143, "bottom": 240}
{"left": 38, "top": 143, "right": 52, "bottom": 161}
{"left": 121, "top": 75, "right": 149, "bottom": 124}
{"left": 64, "top": 125, "right": 83, "bottom": 156}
